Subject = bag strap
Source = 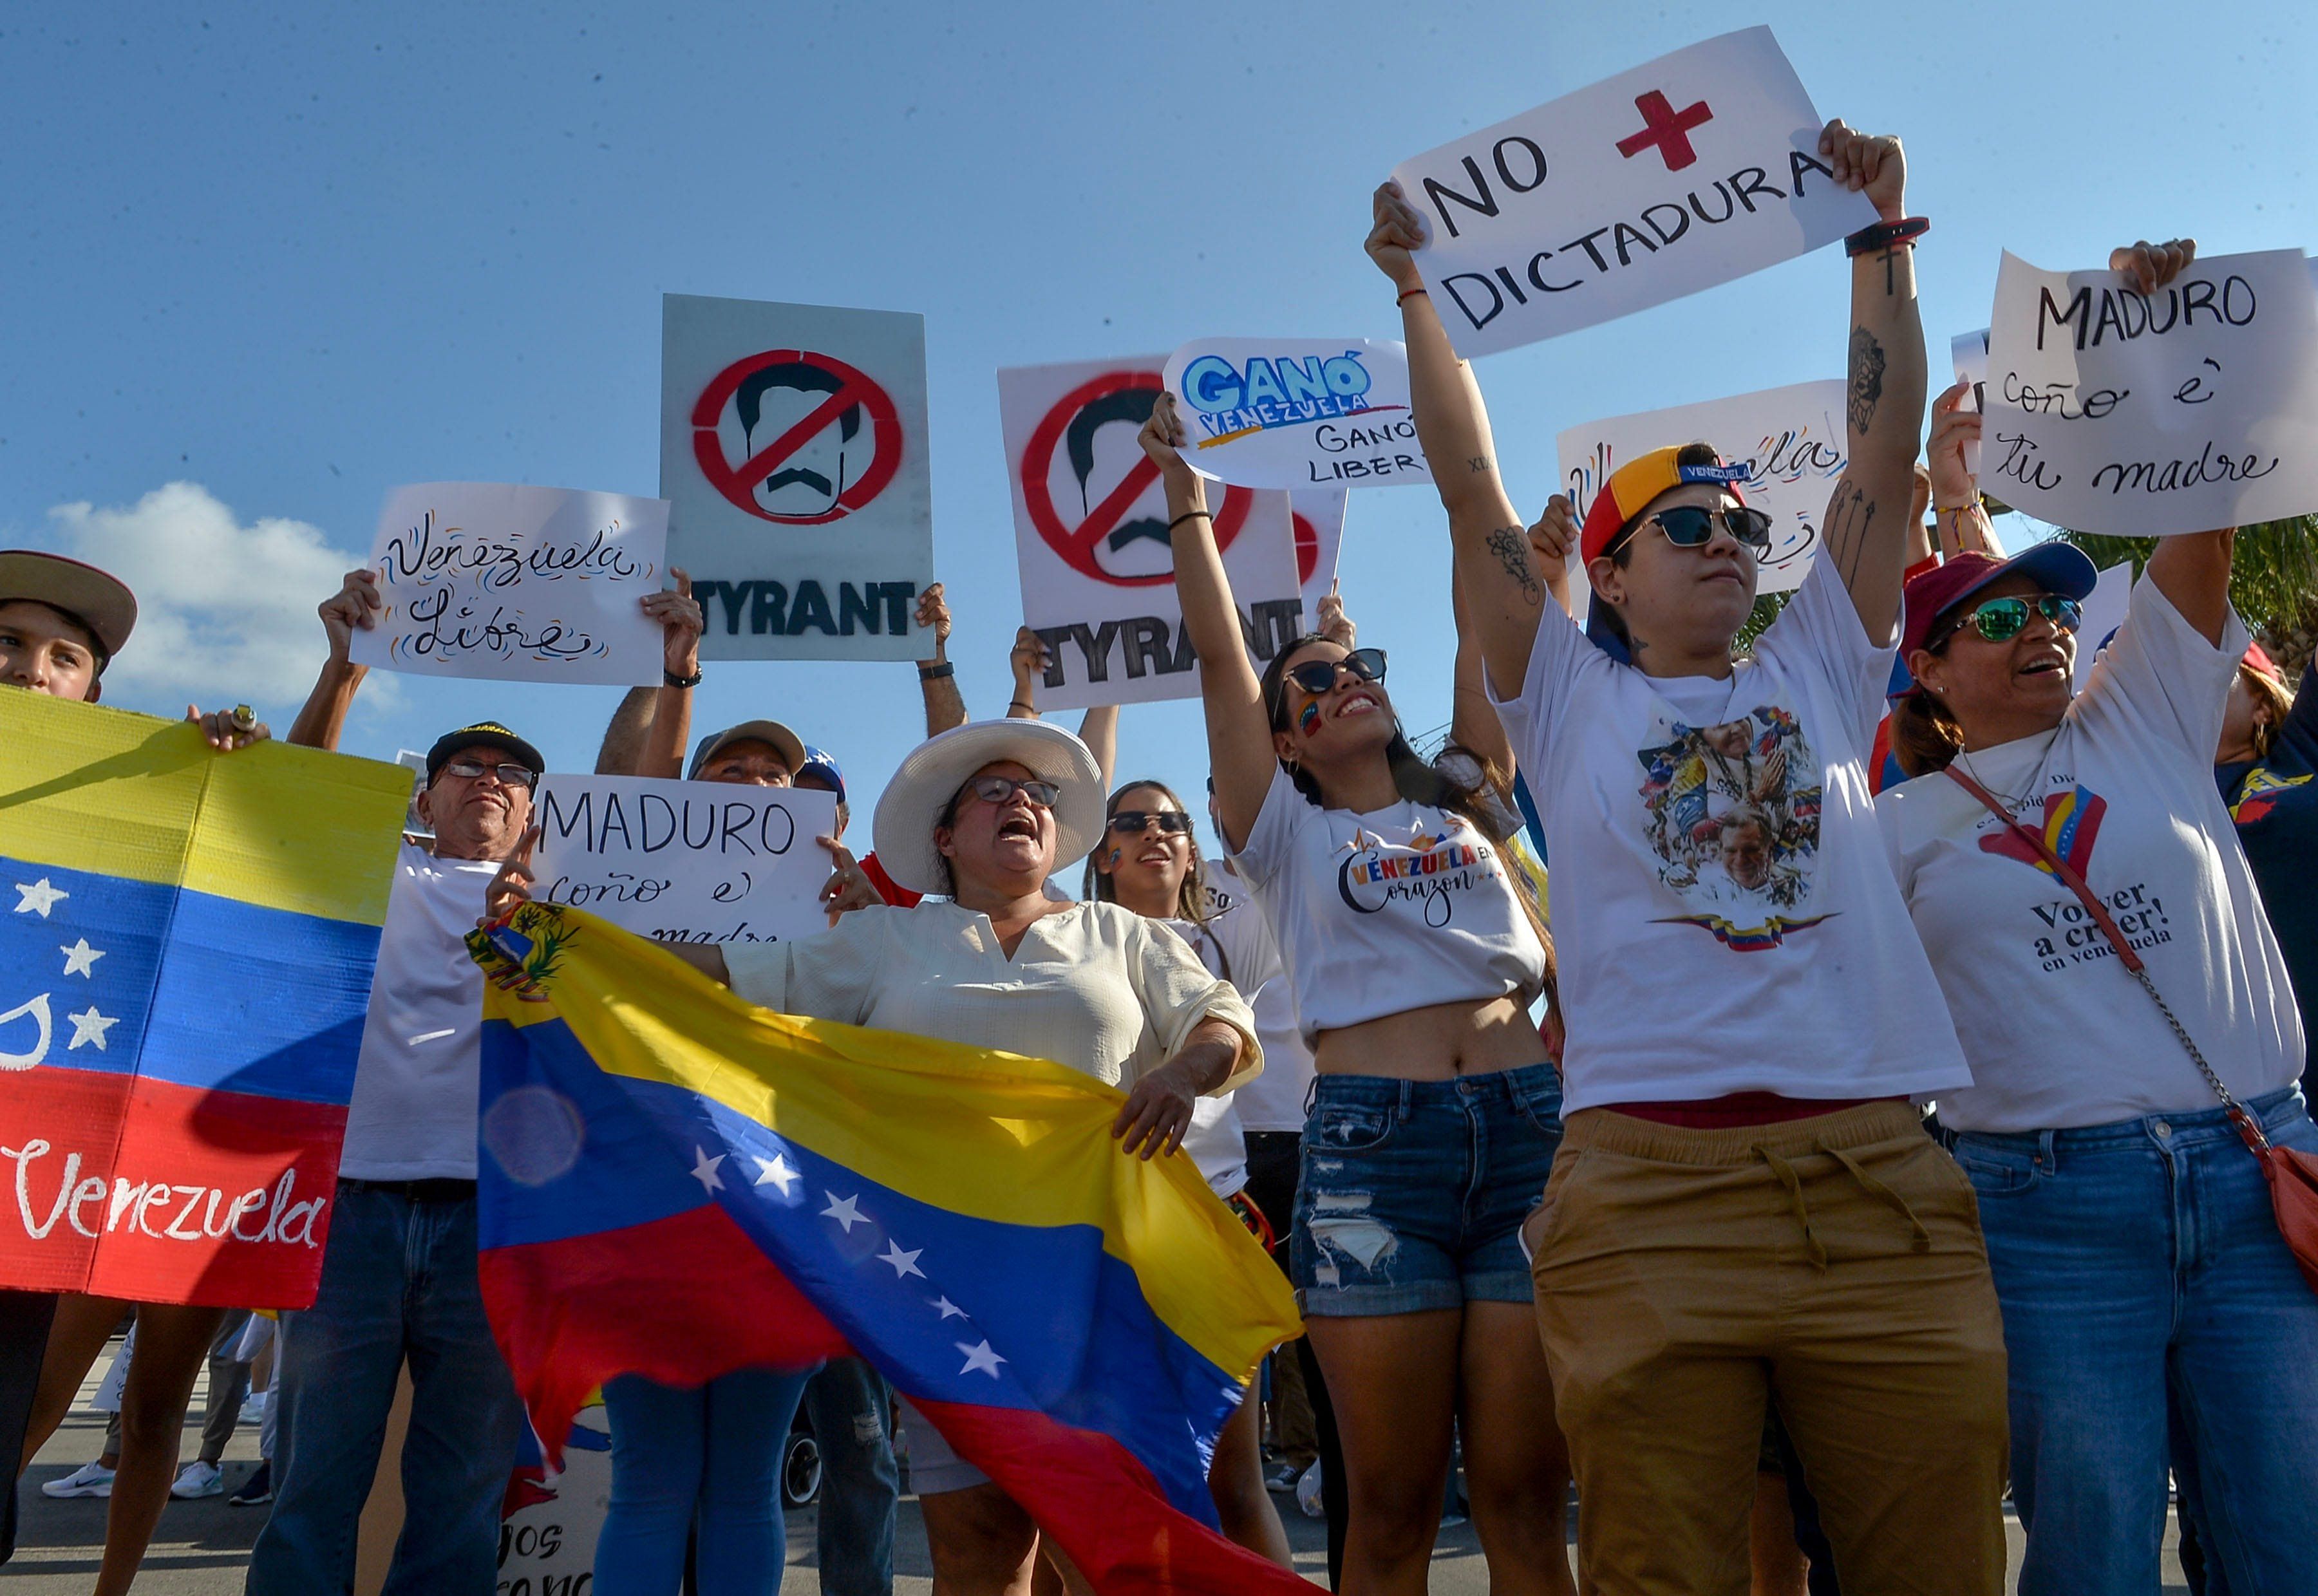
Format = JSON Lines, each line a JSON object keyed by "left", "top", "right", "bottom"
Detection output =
{"left": 1943, "top": 765, "right": 2276, "bottom": 1159}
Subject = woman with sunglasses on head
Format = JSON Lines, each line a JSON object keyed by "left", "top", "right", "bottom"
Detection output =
{"left": 1137, "top": 403, "right": 1570, "bottom": 1596}
{"left": 489, "top": 718, "right": 1260, "bottom": 1596}
{"left": 1388, "top": 121, "right": 2012, "bottom": 1593}
{"left": 1081, "top": 776, "right": 1294, "bottom": 1570}
{"left": 1876, "top": 236, "right": 2318, "bottom": 1596}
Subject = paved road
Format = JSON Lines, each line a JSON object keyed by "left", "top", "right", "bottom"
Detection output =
{"left": 10, "top": 1349, "right": 2189, "bottom": 1592}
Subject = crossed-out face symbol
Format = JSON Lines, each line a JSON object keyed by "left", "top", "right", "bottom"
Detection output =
{"left": 691, "top": 350, "right": 902, "bottom": 526}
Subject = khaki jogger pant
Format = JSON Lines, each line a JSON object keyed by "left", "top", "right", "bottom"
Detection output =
{"left": 1531, "top": 1102, "right": 2010, "bottom": 1596}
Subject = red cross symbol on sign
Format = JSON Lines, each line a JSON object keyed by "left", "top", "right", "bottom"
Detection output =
{"left": 1616, "top": 90, "right": 1713, "bottom": 173}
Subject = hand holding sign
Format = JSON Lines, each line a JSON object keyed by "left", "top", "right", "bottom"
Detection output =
{"left": 1981, "top": 243, "right": 2318, "bottom": 534}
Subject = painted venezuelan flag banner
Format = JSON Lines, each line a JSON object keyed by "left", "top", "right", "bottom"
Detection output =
{"left": 0, "top": 691, "right": 410, "bottom": 1306}
{"left": 468, "top": 901, "right": 1310, "bottom": 1596}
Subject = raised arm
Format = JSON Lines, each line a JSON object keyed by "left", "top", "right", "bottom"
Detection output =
{"left": 1138, "top": 393, "right": 1277, "bottom": 850}
{"left": 1369, "top": 182, "right": 1542, "bottom": 701}
{"left": 288, "top": 568, "right": 378, "bottom": 751}
{"left": 1079, "top": 704, "right": 1118, "bottom": 793}
{"left": 1448, "top": 572, "right": 1516, "bottom": 784}
{"left": 1816, "top": 120, "right": 1928, "bottom": 643}
{"left": 1004, "top": 608, "right": 1115, "bottom": 783}
{"left": 631, "top": 569, "right": 704, "bottom": 779}
{"left": 914, "top": 582, "right": 968, "bottom": 735}
{"left": 1924, "top": 381, "right": 2005, "bottom": 559}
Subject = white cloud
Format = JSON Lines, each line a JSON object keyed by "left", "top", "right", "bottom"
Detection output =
{"left": 32, "top": 482, "right": 395, "bottom": 717}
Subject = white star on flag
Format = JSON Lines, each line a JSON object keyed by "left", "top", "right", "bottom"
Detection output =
{"left": 752, "top": 1153, "right": 798, "bottom": 1195}
{"left": 822, "top": 1192, "right": 867, "bottom": 1233}
{"left": 66, "top": 1007, "right": 117, "bottom": 1051}
{"left": 930, "top": 1297, "right": 968, "bottom": 1320}
{"left": 957, "top": 1340, "right": 1007, "bottom": 1378}
{"left": 689, "top": 1147, "right": 727, "bottom": 1194}
{"left": 14, "top": 879, "right": 68, "bottom": 919}
{"left": 877, "top": 1241, "right": 925, "bottom": 1280}
{"left": 59, "top": 939, "right": 104, "bottom": 978}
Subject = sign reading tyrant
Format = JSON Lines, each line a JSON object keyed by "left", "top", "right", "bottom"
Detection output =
{"left": 662, "top": 294, "right": 935, "bottom": 661}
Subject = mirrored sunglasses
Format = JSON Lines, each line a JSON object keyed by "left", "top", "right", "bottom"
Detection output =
{"left": 1941, "top": 594, "right": 2084, "bottom": 646}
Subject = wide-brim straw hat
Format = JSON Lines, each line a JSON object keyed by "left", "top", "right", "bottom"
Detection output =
{"left": 871, "top": 720, "right": 1106, "bottom": 896}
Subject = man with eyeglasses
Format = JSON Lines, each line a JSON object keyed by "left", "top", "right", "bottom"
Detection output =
{"left": 244, "top": 569, "right": 539, "bottom": 1596}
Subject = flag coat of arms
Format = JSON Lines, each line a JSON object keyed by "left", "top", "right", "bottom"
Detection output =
{"left": 0, "top": 693, "right": 411, "bottom": 1306}
{"left": 469, "top": 902, "right": 1309, "bottom": 1595}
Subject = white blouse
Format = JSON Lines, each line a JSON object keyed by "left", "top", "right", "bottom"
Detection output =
{"left": 722, "top": 899, "right": 1261, "bottom": 1092}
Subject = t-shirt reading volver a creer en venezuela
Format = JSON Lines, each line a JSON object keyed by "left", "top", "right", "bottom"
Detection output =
{"left": 1491, "top": 559, "right": 1971, "bottom": 1114}
{"left": 1878, "top": 576, "right": 2304, "bottom": 1134}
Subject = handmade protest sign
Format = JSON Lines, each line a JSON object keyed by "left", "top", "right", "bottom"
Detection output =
{"left": 530, "top": 775, "right": 840, "bottom": 946}
{"left": 663, "top": 294, "right": 934, "bottom": 662}
{"left": 1294, "top": 491, "right": 1348, "bottom": 619}
{"left": 1001, "top": 357, "right": 1306, "bottom": 711}
{"left": 2071, "top": 559, "right": 2136, "bottom": 693}
{"left": 1390, "top": 28, "right": 1875, "bottom": 357}
{"left": 1952, "top": 328, "right": 1991, "bottom": 479}
{"left": 1556, "top": 380, "right": 1849, "bottom": 594}
{"left": 351, "top": 483, "right": 668, "bottom": 686}
{"left": 1981, "top": 249, "right": 2318, "bottom": 534}
{"left": 0, "top": 693, "right": 408, "bottom": 1306}
{"left": 1160, "top": 339, "right": 1429, "bottom": 491}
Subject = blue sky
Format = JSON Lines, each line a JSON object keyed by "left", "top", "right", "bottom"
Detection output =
{"left": 5, "top": 0, "right": 2310, "bottom": 853}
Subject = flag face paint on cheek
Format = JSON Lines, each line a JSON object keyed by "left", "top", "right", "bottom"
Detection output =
{"left": 1298, "top": 702, "right": 1322, "bottom": 736}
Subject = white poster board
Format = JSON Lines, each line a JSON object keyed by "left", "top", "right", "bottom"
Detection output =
{"left": 1160, "top": 339, "right": 1430, "bottom": 490}
{"left": 1952, "top": 327, "right": 1990, "bottom": 480}
{"left": 350, "top": 483, "right": 666, "bottom": 684}
{"left": 1981, "top": 248, "right": 2318, "bottom": 534}
{"left": 1294, "top": 490, "right": 1348, "bottom": 621}
{"left": 2072, "top": 559, "right": 2136, "bottom": 693}
{"left": 499, "top": 1402, "right": 611, "bottom": 1596}
{"left": 1390, "top": 27, "right": 1874, "bottom": 356}
{"left": 530, "top": 775, "right": 840, "bottom": 945}
{"left": 999, "top": 357, "right": 1306, "bottom": 710}
{"left": 1556, "top": 380, "right": 1849, "bottom": 594}
{"left": 662, "top": 294, "right": 934, "bottom": 661}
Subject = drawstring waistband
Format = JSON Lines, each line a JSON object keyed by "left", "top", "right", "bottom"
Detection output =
{"left": 1751, "top": 1140, "right": 1932, "bottom": 1270}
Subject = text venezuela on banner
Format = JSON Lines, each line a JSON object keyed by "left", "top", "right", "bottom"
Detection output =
{"left": 0, "top": 693, "right": 410, "bottom": 1306}
{"left": 468, "top": 903, "right": 1308, "bottom": 1596}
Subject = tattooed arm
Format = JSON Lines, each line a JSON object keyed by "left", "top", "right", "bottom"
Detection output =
{"left": 1367, "top": 181, "right": 1543, "bottom": 701}
{"left": 1816, "top": 120, "right": 1927, "bottom": 643}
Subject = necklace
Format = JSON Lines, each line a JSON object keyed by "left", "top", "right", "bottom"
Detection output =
{"left": 1954, "top": 746, "right": 2041, "bottom": 818}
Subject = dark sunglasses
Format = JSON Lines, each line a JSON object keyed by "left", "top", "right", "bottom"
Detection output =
{"left": 438, "top": 759, "right": 538, "bottom": 789}
{"left": 1612, "top": 504, "right": 1775, "bottom": 558}
{"left": 1109, "top": 809, "right": 1193, "bottom": 837}
{"left": 1937, "top": 594, "right": 2084, "bottom": 648}
{"left": 1277, "top": 647, "right": 1388, "bottom": 709}
{"left": 966, "top": 775, "right": 1060, "bottom": 808}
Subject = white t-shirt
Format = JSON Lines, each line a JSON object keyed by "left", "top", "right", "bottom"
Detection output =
{"left": 1229, "top": 767, "right": 1546, "bottom": 1046}
{"left": 1491, "top": 559, "right": 1970, "bottom": 1113}
{"left": 1200, "top": 864, "right": 1315, "bottom": 1133}
{"left": 1878, "top": 576, "right": 2304, "bottom": 1132}
{"left": 1163, "top": 915, "right": 1252, "bottom": 1197}
{"left": 339, "top": 842, "right": 502, "bottom": 1181}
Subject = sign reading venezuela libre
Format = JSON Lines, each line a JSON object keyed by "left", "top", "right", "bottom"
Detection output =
{"left": 0, "top": 692, "right": 409, "bottom": 1306}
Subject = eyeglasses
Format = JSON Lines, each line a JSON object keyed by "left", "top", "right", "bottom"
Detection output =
{"left": 1276, "top": 647, "right": 1388, "bottom": 711}
{"left": 439, "top": 760, "right": 537, "bottom": 788}
{"left": 966, "top": 776, "right": 1060, "bottom": 809}
{"left": 1109, "top": 809, "right": 1193, "bottom": 837}
{"left": 1625, "top": 505, "right": 1775, "bottom": 556}
{"left": 1937, "top": 594, "right": 2084, "bottom": 648}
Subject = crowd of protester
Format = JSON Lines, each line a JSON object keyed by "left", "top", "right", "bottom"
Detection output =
{"left": 3, "top": 116, "right": 2315, "bottom": 1596}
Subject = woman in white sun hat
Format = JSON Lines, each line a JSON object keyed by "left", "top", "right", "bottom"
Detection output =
{"left": 489, "top": 717, "right": 1261, "bottom": 1596}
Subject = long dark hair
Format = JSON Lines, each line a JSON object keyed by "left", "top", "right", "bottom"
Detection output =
{"left": 1082, "top": 779, "right": 1209, "bottom": 926}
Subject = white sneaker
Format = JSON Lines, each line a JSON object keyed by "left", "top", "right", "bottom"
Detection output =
{"left": 42, "top": 1460, "right": 115, "bottom": 1498}
{"left": 171, "top": 1459, "right": 223, "bottom": 1499}
{"left": 238, "top": 1391, "right": 268, "bottom": 1427}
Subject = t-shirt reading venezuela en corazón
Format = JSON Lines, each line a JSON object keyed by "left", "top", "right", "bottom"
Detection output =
{"left": 1490, "top": 559, "right": 1970, "bottom": 1114}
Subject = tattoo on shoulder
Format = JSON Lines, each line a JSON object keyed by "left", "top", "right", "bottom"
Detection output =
{"left": 1848, "top": 327, "right": 1886, "bottom": 435}
{"left": 1484, "top": 527, "right": 1541, "bottom": 604}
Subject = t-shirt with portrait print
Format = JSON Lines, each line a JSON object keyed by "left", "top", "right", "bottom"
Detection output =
{"left": 1879, "top": 576, "right": 2304, "bottom": 1133}
{"left": 1490, "top": 557, "right": 1970, "bottom": 1113}
{"left": 1229, "top": 766, "right": 1546, "bottom": 1047}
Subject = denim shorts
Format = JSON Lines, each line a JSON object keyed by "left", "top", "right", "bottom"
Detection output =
{"left": 1291, "top": 1064, "right": 1563, "bottom": 1317}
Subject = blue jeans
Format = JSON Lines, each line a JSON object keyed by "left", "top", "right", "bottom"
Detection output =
{"left": 245, "top": 1183, "right": 524, "bottom": 1596}
{"left": 1952, "top": 1087, "right": 2318, "bottom": 1596}
{"left": 802, "top": 1357, "right": 897, "bottom": 1596}
{"left": 596, "top": 1368, "right": 811, "bottom": 1596}
{"left": 1291, "top": 1064, "right": 1562, "bottom": 1315}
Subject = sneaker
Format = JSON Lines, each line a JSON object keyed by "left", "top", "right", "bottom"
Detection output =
{"left": 228, "top": 1461, "right": 273, "bottom": 1507}
{"left": 41, "top": 1460, "right": 115, "bottom": 1498}
{"left": 238, "top": 1391, "right": 268, "bottom": 1427}
{"left": 171, "top": 1459, "right": 224, "bottom": 1499}
{"left": 1264, "top": 1461, "right": 1303, "bottom": 1494}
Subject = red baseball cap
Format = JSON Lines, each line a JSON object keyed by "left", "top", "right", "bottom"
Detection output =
{"left": 1579, "top": 446, "right": 1751, "bottom": 567}
{"left": 2243, "top": 641, "right": 2283, "bottom": 681}
{"left": 1898, "top": 544, "right": 2100, "bottom": 667}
